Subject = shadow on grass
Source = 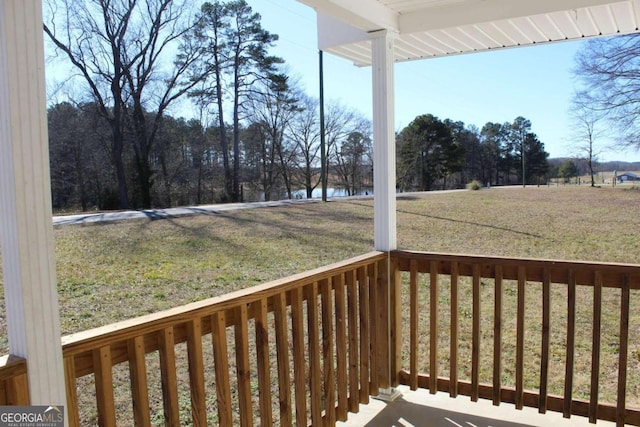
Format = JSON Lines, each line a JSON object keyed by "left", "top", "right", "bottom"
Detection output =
{"left": 343, "top": 199, "right": 545, "bottom": 240}
{"left": 131, "top": 201, "right": 374, "bottom": 261}
{"left": 398, "top": 208, "right": 546, "bottom": 239}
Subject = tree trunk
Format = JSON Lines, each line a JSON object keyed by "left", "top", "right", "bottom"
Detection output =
{"left": 111, "top": 73, "right": 129, "bottom": 209}
{"left": 306, "top": 163, "right": 313, "bottom": 198}
{"left": 232, "top": 84, "right": 241, "bottom": 202}
{"left": 112, "top": 127, "right": 129, "bottom": 209}
{"left": 159, "top": 143, "right": 172, "bottom": 207}
{"left": 216, "top": 70, "right": 232, "bottom": 202}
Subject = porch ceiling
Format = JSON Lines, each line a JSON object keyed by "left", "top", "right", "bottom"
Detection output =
{"left": 297, "top": 0, "right": 640, "bottom": 66}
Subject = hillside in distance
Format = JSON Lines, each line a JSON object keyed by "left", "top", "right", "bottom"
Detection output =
{"left": 549, "top": 158, "right": 640, "bottom": 171}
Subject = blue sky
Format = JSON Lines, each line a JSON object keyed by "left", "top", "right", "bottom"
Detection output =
{"left": 251, "top": 0, "right": 640, "bottom": 163}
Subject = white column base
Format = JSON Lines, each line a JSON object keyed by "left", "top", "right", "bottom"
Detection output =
{"left": 374, "top": 387, "right": 403, "bottom": 402}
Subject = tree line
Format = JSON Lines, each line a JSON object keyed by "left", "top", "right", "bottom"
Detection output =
{"left": 48, "top": 96, "right": 552, "bottom": 211}
{"left": 47, "top": 97, "right": 372, "bottom": 210}
{"left": 397, "top": 115, "right": 549, "bottom": 191}
{"left": 45, "top": 0, "right": 553, "bottom": 212}
{"left": 45, "top": 0, "right": 376, "bottom": 210}
{"left": 45, "top": 0, "right": 301, "bottom": 209}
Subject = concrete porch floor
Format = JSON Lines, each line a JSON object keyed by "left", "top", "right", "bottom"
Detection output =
{"left": 338, "top": 385, "right": 620, "bottom": 427}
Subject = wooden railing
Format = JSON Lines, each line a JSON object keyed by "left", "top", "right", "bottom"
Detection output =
{"left": 391, "top": 250, "right": 640, "bottom": 427}
{"left": 0, "top": 355, "right": 29, "bottom": 405}
{"left": 5, "top": 250, "right": 639, "bottom": 426}
{"left": 61, "top": 252, "right": 389, "bottom": 426}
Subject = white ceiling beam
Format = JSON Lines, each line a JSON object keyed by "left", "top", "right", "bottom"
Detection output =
{"left": 299, "top": 0, "right": 399, "bottom": 32}
{"left": 399, "top": 0, "right": 625, "bottom": 34}
{"left": 317, "top": 12, "right": 370, "bottom": 51}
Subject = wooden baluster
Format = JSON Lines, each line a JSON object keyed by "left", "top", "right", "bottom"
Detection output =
{"left": 211, "top": 312, "right": 233, "bottom": 427}
{"left": 290, "top": 287, "right": 308, "bottom": 427}
{"left": 358, "top": 265, "right": 371, "bottom": 403}
{"left": 346, "top": 268, "right": 360, "bottom": 413}
{"left": 616, "top": 275, "right": 630, "bottom": 427}
{"left": 493, "top": 264, "right": 503, "bottom": 406}
{"left": 471, "top": 264, "right": 481, "bottom": 402}
{"left": 515, "top": 266, "right": 526, "bottom": 410}
{"left": 450, "top": 261, "right": 459, "bottom": 398}
{"left": 128, "top": 335, "right": 151, "bottom": 426}
{"left": 64, "top": 356, "right": 80, "bottom": 427}
{"left": 158, "top": 327, "right": 180, "bottom": 427}
{"left": 334, "top": 274, "right": 349, "bottom": 421}
{"left": 186, "top": 319, "right": 206, "bottom": 427}
{"left": 539, "top": 268, "right": 551, "bottom": 414}
{"left": 235, "top": 304, "right": 253, "bottom": 427}
{"left": 274, "top": 293, "right": 293, "bottom": 427}
{"left": 409, "top": 259, "right": 419, "bottom": 391}
{"left": 430, "top": 260, "right": 439, "bottom": 394}
{"left": 306, "top": 282, "right": 322, "bottom": 427}
{"left": 563, "top": 269, "right": 576, "bottom": 419}
{"left": 255, "top": 298, "right": 273, "bottom": 426}
{"left": 321, "top": 277, "right": 336, "bottom": 425}
{"left": 93, "top": 346, "right": 116, "bottom": 427}
{"left": 589, "top": 271, "right": 603, "bottom": 423}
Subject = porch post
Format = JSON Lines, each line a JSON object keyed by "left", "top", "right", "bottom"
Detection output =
{"left": 371, "top": 30, "right": 401, "bottom": 402}
{"left": 0, "top": 0, "right": 67, "bottom": 410}
{"left": 371, "top": 30, "right": 397, "bottom": 252}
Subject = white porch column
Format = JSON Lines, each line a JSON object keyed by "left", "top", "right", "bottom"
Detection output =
{"left": 0, "top": 0, "right": 67, "bottom": 408}
{"left": 371, "top": 30, "right": 397, "bottom": 252}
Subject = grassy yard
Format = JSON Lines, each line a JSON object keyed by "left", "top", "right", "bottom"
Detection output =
{"left": 0, "top": 185, "right": 638, "bottom": 422}
{"left": 2, "top": 184, "right": 639, "bottom": 348}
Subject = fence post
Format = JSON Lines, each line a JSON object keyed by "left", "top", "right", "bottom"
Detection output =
{"left": 375, "top": 259, "right": 389, "bottom": 390}
{"left": 0, "top": 356, "right": 30, "bottom": 405}
{"left": 374, "top": 255, "right": 402, "bottom": 401}
{"left": 390, "top": 255, "right": 402, "bottom": 387}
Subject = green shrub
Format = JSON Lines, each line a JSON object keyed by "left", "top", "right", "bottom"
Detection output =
{"left": 466, "top": 180, "right": 483, "bottom": 190}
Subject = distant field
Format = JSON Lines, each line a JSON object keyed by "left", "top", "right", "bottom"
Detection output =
{"left": 1, "top": 185, "right": 639, "bottom": 345}
{"left": 559, "top": 170, "right": 640, "bottom": 186}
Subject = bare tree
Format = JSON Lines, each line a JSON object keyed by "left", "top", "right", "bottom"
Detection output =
{"left": 575, "top": 34, "right": 640, "bottom": 151}
{"left": 324, "top": 102, "right": 365, "bottom": 188}
{"left": 249, "top": 73, "right": 301, "bottom": 200}
{"left": 334, "top": 131, "right": 372, "bottom": 196}
{"left": 288, "top": 95, "right": 321, "bottom": 198}
{"left": 570, "top": 90, "right": 604, "bottom": 187}
{"left": 44, "top": 0, "right": 206, "bottom": 208}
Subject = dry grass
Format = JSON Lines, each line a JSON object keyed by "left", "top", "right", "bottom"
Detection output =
{"left": 394, "top": 186, "right": 640, "bottom": 262}
{"left": 0, "top": 185, "right": 638, "bottom": 422}
{"left": 0, "top": 185, "right": 638, "bottom": 341}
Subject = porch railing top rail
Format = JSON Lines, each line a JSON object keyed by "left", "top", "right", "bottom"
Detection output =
{"left": 0, "top": 355, "right": 27, "bottom": 382}
{"left": 392, "top": 250, "right": 640, "bottom": 288}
